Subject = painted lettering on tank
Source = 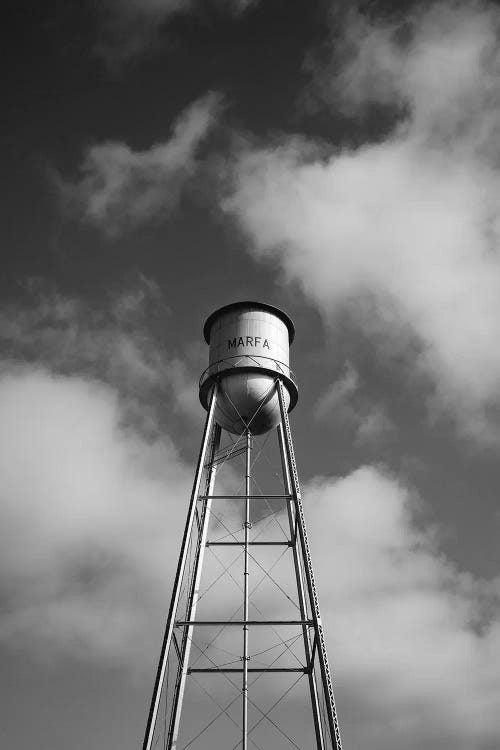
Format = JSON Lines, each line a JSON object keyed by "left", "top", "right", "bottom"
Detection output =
{"left": 227, "top": 337, "right": 271, "bottom": 349}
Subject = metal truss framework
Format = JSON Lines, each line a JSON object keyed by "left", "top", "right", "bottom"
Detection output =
{"left": 142, "top": 380, "right": 343, "bottom": 750}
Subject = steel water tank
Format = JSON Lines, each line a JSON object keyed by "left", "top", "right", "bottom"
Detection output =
{"left": 199, "top": 302, "right": 298, "bottom": 435}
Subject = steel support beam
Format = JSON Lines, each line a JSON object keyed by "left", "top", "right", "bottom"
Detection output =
{"left": 278, "top": 420, "right": 326, "bottom": 750}
{"left": 176, "top": 620, "right": 312, "bottom": 627}
{"left": 198, "top": 494, "right": 292, "bottom": 500}
{"left": 277, "top": 379, "right": 343, "bottom": 750}
{"left": 141, "top": 385, "right": 219, "bottom": 750}
{"left": 167, "top": 423, "right": 222, "bottom": 749}
{"left": 188, "top": 668, "right": 307, "bottom": 674}
{"left": 206, "top": 541, "right": 291, "bottom": 547}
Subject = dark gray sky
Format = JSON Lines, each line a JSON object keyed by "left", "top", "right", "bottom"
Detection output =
{"left": 1, "top": 1, "right": 500, "bottom": 749}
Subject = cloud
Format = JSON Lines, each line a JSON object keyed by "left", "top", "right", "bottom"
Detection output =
{"left": 94, "top": 0, "right": 258, "bottom": 65}
{"left": 225, "top": 1, "right": 500, "bottom": 442}
{"left": 0, "top": 279, "right": 163, "bottom": 394}
{"left": 0, "top": 366, "right": 192, "bottom": 662}
{"left": 0, "top": 277, "right": 204, "bottom": 428}
{"left": 328, "top": 1, "right": 500, "bottom": 147}
{"left": 307, "top": 466, "right": 500, "bottom": 750}
{"left": 314, "top": 362, "right": 393, "bottom": 444}
{"left": 58, "top": 92, "right": 221, "bottom": 236}
{"left": 315, "top": 361, "right": 360, "bottom": 414}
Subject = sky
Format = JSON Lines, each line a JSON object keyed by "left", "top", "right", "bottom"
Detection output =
{"left": 2, "top": 0, "right": 500, "bottom": 748}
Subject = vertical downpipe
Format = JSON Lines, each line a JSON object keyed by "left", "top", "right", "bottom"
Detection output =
{"left": 242, "top": 430, "right": 251, "bottom": 750}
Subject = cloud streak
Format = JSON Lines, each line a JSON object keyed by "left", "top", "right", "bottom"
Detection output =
{"left": 95, "top": 0, "right": 258, "bottom": 65}
{"left": 58, "top": 92, "right": 221, "bottom": 236}
{"left": 0, "top": 278, "right": 204, "bottom": 428}
{"left": 314, "top": 362, "right": 393, "bottom": 444}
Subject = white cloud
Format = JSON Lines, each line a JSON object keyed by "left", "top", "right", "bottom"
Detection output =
{"left": 0, "top": 366, "right": 191, "bottom": 662}
{"left": 59, "top": 92, "right": 221, "bottom": 236}
{"left": 225, "top": 1, "right": 500, "bottom": 442}
{"left": 307, "top": 466, "right": 500, "bottom": 749}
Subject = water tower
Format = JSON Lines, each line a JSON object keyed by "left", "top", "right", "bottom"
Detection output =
{"left": 142, "top": 302, "right": 343, "bottom": 750}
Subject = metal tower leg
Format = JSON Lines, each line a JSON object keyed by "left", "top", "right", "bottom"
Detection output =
{"left": 167, "top": 422, "right": 222, "bottom": 748}
{"left": 277, "top": 423, "right": 326, "bottom": 750}
{"left": 142, "top": 385, "right": 219, "bottom": 750}
{"left": 276, "top": 379, "right": 344, "bottom": 750}
{"left": 242, "top": 430, "right": 251, "bottom": 750}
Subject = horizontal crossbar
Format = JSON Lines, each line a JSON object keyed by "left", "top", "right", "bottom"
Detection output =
{"left": 206, "top": 541, "right": 291, "bottom": 547}
{"left": 176, "top": 620, "right": 312, "bottom": 627}
{"left": 198, "top": 495, "right": 292, "bottom": 500}
{"left": 188, "top": 667, "right": 307, "bottom": 674}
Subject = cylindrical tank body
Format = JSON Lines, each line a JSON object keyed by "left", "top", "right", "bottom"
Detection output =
{"left": 199, "top": 302, "right": 298, "bottom": 435}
